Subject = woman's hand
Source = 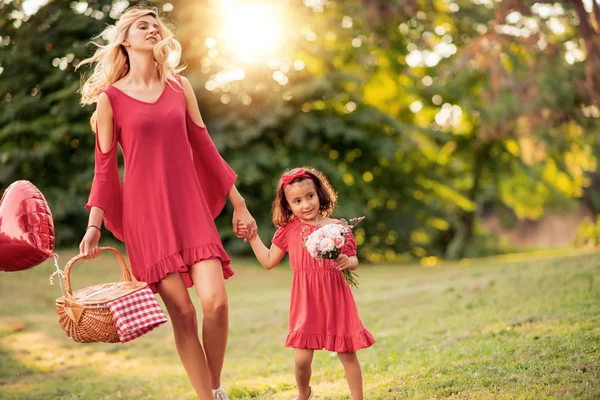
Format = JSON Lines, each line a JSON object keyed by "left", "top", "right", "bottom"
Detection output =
{"left": 232, "top": 205, "right": 258, "bottom": 242}
{"left": 79, "top": 227, "right": 101, "bottom": 259}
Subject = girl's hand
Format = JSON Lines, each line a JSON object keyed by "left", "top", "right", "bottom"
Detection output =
{"left": 237, "top": 221, "right": 257, "bottom": 240}
{"left": 334, "top": 254, "right": 352, "bottom": 271}
{"left": 79, "top": 227, "right": 101, "bottom": 259}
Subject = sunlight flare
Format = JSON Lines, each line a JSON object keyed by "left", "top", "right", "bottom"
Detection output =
{"left": 218, "top": 1, "right": 287, "bottom": 64}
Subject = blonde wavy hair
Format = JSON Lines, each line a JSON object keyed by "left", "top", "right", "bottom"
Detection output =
{"left": 76, "top": 6, "right": 185, "bottom": 129}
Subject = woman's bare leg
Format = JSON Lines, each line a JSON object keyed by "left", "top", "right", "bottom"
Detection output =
{"left": 156, "top": 272, "right": 213, "bottom": 399}
{"left": 191, "top": 259, "right": 229, "bottom": 390}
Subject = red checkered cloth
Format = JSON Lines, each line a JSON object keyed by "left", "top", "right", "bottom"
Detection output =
{"left": 107, "top": 287, "right": 168, "bottom": 343}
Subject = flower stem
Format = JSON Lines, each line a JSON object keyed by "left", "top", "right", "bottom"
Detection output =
{"left": 342, "top": 269, "right": 359, "bottom": 289}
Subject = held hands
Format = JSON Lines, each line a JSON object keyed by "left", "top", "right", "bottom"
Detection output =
{"left": 334, "top": 254, "right": 355, "bottom": 271}
{"left": 79, "top": 226, "right": 101, "bottom": 259}
{"left": 232, "top": 205, "right": 258, "bottom": 242}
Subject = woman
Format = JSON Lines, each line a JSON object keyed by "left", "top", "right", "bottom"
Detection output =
{"left": 76, "top": 6, "right": 255, "bottom": 400}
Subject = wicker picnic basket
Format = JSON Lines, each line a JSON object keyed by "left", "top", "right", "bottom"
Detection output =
{"left": 55, "top": 247, "right": 148, "bottom": 343}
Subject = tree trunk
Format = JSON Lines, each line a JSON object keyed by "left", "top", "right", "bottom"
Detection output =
{"left": 450, "top": 140, "right": 491, "bottom": 259}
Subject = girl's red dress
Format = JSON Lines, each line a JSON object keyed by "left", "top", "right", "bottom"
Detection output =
{"left": 272, "top": 218, "right": 376, "bottom": 352}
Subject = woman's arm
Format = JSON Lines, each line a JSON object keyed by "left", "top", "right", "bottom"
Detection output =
{"left": 228, "top": 185, "right": 258, "bottom": 241}
{"left": 180, "top": 75, "right": 206, "bottom": 127}
{"left": 80, "top": 93, "right": 113, "bottom": 258}
{"left": 96, "top": 92, "right": 114, "bottom": 152}
{"left": 249, "top": 235, "right": 286, "bottom": 269}
{"left": 180, "top": 75, "right": 257, "bottom": 240}
{"left": 87, "top": 206, "right": 104, "bottom": 228}
{"left": 80, "top": 206, "right": 104, "bottom": 258}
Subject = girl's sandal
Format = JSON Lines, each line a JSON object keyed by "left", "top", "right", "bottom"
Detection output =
{"left": 292, "top": 387, "right": 313, "bottom": 400}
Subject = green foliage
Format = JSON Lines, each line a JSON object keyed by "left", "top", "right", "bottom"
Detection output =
{"left": 171, "top": 1, "right": 431, "bottom": 261}
{"left": 379, "top": 0, "right": 600, "bottom": 258}
{"left": 0, "top": 0, "right": 598, "bottom": 261}
{"left": 574, "top": 215, "right": 600, "bottom": 248}
{"left": 0, "top": 0, "right": 138, "bottom": 245}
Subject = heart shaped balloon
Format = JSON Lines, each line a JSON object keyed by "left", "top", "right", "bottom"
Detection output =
{"left": 0, "top": 180, "right": 55, "bottom": 272}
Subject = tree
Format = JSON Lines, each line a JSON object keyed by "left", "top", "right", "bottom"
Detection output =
{"left": 2, "top": 0, "right": 597, "bottom": 260}
{"left": 355, "top": 0, "right": 599, "bottom": 258}
{"left": 170, "top": 0, "right": 452, "bottom": 261}
{"left": 0, "top": 0, "right": 147, "bottom": 246}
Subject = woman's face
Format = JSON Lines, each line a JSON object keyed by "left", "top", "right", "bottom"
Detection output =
{"left": 124, "top": 15, "right": 162, "bottom": 52}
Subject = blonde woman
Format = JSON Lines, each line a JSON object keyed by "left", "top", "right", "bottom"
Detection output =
{"left": 76, "top": 6, "right": 256, "bottom": 400}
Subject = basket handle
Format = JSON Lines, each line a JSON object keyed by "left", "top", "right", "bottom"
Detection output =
{"left": 63, "top": 247, "right": 137, "bottom": 297}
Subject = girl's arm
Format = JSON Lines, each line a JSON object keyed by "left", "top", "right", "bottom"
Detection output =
{"left": 334, "top": 254, "right": 359, "bottom": 271}
{"left": 249, "top": 235, "right": 286, "bottom": 269}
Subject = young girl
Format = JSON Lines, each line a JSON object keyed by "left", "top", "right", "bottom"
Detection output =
{"left": 247, "top": 167, "right": 375, "bottom": 400}
{"left": 76, "top": 6, "right": 257, "bottom": 400}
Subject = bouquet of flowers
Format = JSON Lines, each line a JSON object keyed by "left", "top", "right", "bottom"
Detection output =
{"left": 303, "top": 217, "right": 365, "bottom": 288}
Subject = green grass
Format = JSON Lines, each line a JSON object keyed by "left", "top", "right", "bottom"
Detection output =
{"left": 1, "top": 248, "right": 599, "bottom": 399}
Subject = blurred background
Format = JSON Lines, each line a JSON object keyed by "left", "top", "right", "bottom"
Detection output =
{"left": 2, "top": 2, "right": 600, "bottom": 399}
{"left": 1, "top": 0, "right": 599, "bottom": 262}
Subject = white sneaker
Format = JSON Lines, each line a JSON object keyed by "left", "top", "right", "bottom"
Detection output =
{"left": 213, "top": 387, "right": 229, "bottom": 400}
{"left": 292, "top": 387, "right": 313, "bottom": 400}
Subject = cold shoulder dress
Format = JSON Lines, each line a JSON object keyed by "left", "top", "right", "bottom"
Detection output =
{"left": 85, "top": 76, "right": 236, "bottom": 292}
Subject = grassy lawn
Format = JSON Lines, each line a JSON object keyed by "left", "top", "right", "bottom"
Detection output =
{"left": 1, "top": 248, "right": 599, "bottom": 399}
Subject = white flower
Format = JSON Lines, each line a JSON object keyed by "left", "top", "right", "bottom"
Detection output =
{"left": 319, "top": 237, "right": 335, "bottom": 252}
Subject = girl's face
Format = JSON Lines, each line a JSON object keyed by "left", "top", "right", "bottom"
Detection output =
{"left": 284, "top": 179, "right": 321, "bottom": 224}
{"left": 124, "top": 15, "right": 162, "bottom": 52}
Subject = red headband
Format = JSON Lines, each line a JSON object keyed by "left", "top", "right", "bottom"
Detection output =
{"left": 281, "top": 168, "right": 312, "bottom": 189}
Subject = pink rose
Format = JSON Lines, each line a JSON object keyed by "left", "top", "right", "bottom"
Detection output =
{"left": 334, "top": 236, "right": 345, "bottom": 248}
{"left": 319, "top": 237, "right": 335, "bottom": 252}
{"left": 306, "top": 237, "right": 319, "bottom": 255}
